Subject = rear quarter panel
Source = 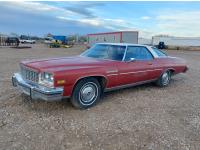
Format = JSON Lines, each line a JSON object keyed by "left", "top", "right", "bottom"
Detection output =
{"left": 156, "top": 56, "right": 187, "bottom": 74}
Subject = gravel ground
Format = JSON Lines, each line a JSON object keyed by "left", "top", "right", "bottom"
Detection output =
{"left": 0, "top": 44, "right": 200, "bottom": 150}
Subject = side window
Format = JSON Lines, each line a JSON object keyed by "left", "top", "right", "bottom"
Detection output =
{"left": 152, "top": 47, "right": 167, "bottom": 57}
{"left": 125, "top": 46, "right": 153, "bottom": 61}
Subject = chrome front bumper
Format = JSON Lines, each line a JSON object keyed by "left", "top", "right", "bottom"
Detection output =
{"left": 12, "top": 73, "right": 64, "bottom": 101}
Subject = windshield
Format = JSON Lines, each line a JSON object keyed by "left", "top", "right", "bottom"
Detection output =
{"left": 81, "top": 44, "right": 126, "bottom": 61}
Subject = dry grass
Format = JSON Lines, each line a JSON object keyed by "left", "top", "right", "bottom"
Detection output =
{"left": 167, "top": 45, "right": 200, "bottom": 51}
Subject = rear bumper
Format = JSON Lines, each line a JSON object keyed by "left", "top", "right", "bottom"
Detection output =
{"left": 12, "top": 73, "right": 64, "bottom": 101}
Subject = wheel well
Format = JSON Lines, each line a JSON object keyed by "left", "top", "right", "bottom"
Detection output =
{"left": 94, "top": 76, "right": 107, "bottom": 90}
{"left": 168, "top": 69, "right": 175, "bottom": 75}
{"left": 74, "top": 76, "right": 107, "bottom": 91}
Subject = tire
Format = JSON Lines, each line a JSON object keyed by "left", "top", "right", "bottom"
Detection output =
{"left": 70, "top": 78, "right": 101, "bottom": 109}
{"left": 156, "top": 70, "right": 171, "bottom": 87}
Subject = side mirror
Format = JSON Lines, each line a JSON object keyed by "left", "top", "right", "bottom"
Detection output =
{"left": 127, "top": 58, "right": 135, "bottom": 62}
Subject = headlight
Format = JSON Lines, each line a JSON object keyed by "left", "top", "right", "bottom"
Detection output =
{"left": 39, "top": 72, "right": 54, "bottom": 87}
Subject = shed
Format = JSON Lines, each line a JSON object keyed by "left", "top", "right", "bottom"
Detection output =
{"left": 87, "top": 31, "right": 138, "bottom": 46}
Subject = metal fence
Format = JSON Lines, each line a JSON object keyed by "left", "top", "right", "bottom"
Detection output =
{"left": 0, "top": 36, "right": 18, "bottom": 46}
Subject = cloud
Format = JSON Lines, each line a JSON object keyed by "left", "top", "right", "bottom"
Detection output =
{"left": 1, "top": 1, "right": 200, "bottom": 38}
{"left": 155, "top": 10, "right": 200, "bottom": 37}
{"left": 141, "top": 16, "right": 151, "bottom": 20}
{"left": 0, "top": 2, "right": 161, "bottom": 38}
{"left": 63, "top": 2, "right": 105, "bottom": 18}
{"left": 0, "top": 3, "right": 110, "bottom": 36}
{"left": 65, "top": 7, "right": 96, "bottom": 18}
{"left": 0, "top": 1, "right": 144, "bottom": 37}
{"left": 0, "top": 1, "right": 92, "bottom": 20}
{"left": 77, "top": 18, "right": 140, "bottom": 34}
{"left": 1, "top": 1, "right": 62, "bottom": 13}
{"left": 79, "top": 18, "right": 102, "bottom": 26}
{"left": 78, "top": 18, "right": 127, "bottom": 27}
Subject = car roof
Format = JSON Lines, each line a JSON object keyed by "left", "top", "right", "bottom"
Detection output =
{"left": 96, "top": 43, "right": 150, "bottom": 47}
{"left": 95, "top": 43, "right": 159, "bottom": 58}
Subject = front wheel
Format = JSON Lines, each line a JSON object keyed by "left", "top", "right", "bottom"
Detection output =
{"left": 70, "top": 78, "right": 101, "bottom": 109}
{"left": 156, "top": 70, "right": 171, "bottom": 87}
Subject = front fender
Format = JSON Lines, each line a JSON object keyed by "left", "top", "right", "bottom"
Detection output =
{"left": 53, "top": 67, "right": 108, "bottom": 97}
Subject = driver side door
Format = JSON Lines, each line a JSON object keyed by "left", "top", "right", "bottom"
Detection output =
{"left": 117, "top": 46, "right": 157, "bottom": 85}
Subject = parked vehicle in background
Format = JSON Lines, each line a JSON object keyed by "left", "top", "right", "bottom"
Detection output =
{"left": 20, "top": 39, "right": 36, "bottom": 44}
{"left": 158, "top": 41, "right": 166, "bottom": 49}
{"left": 87, "top": 31, "right": 138, "bottom": 47}
{"left": 49, "top": 40, "right": 62, "bottom": 48}
{"left": 44, "top": 37, "right": 54, "bottom": 44}
{"left": 5, "top": 37, "right": 20, "bottom": 46}
{"left": 12, "top": 43, "right": 188, "bottom": 109}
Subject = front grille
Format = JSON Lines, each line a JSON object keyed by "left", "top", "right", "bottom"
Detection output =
{"left": 20, "top": 65, "right": 39, "bottom": 83}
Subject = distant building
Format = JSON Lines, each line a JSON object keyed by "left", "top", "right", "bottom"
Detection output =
{"left": 47, "top": 33, "right": 53, "bottom": 37}
{"left": 44, "top": 34, "right": 68, "bottom": 44}
{"left": 138, "top": 37, "right": 152, "bottom": 45}
{"left": 87, "top": 31, "right": 138, "bottom": 46}
{"left": 0, "top": 33, "right": 7, "bottom": 37}
{"left": 52, "top": 35, "right": 67, "bottom": 43}
{"left": 0, "top": 33, "right": 8, "bottom": 46}
{"left": 152, "top": 35, "right": 200, "bottom": 46}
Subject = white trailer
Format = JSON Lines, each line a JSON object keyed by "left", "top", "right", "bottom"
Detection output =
{"left": 87, "top": 31, "right": 138, "bottom": 46}
{"left": 138, "top": 37, "right": 152, "bottom": 45}
{"left": 152, "top": 36, "right": 200, "bottom": 47}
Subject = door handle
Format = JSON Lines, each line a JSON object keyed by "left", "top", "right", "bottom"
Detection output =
{"left": 148, "top": 62, "right": 153, "bottom": 65}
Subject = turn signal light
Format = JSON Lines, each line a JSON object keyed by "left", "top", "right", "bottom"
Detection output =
{"left": 57, "top": 80, "right": 66, "bottom": 84}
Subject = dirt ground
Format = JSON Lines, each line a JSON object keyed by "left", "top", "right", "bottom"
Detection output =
{"left": 0, "top": 44, "right": 200, "bottom": 150}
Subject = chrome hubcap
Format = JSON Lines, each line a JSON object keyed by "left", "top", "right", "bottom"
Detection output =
{"left": 80, "top": 83, "right": 97, "bottom": 103}
{"left": 162, "top": 72, "right": 170, "bottom": 85}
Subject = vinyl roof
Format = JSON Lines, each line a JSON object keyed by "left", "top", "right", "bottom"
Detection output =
{"left": 96, "top": 43, "right": 149, "bottom": 47}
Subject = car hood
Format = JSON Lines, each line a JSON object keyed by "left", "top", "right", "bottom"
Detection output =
{"left": 21, "top": 56, "right": 115, "bottom": 72}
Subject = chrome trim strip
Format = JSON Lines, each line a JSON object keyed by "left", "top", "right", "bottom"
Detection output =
{"left": 106, "top": 74, "right": 118, "bottom": 77}
{"left": 105, "top": 78, "right": 157, "bottom": 92}
{"left": 106, "top": 68, "right": 163, "bottom": 77}
{"left": 106, "top": 70, "right": 118, "bottom": 73}
{"left": 120, "top": 69, "right": 162, "bottom": 75}
{"left": 122, "top": 45, "right": 128, "bottom": 61}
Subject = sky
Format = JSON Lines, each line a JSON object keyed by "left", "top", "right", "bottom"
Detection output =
{"left": 0, "top": 1, "right": 200, "bottom": 38}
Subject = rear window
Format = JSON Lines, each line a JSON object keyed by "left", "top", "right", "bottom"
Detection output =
{"left": 152, "top": 47, "right": 167, "bottom": 57}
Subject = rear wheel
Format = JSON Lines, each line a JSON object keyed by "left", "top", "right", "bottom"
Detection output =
{"left": 156, "top": 70, "right": 171, "bottom": 87}
{"left": 70, "top": 78, "right": 101, "bottom": 109}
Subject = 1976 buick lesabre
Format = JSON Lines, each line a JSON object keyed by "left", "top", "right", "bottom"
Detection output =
{"left": 12, "top": 43, "right": 188, "bottom": 109}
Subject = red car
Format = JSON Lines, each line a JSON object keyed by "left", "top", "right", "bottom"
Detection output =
{"left": 12, "top": 43, "right": 188, "bottom": 109}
